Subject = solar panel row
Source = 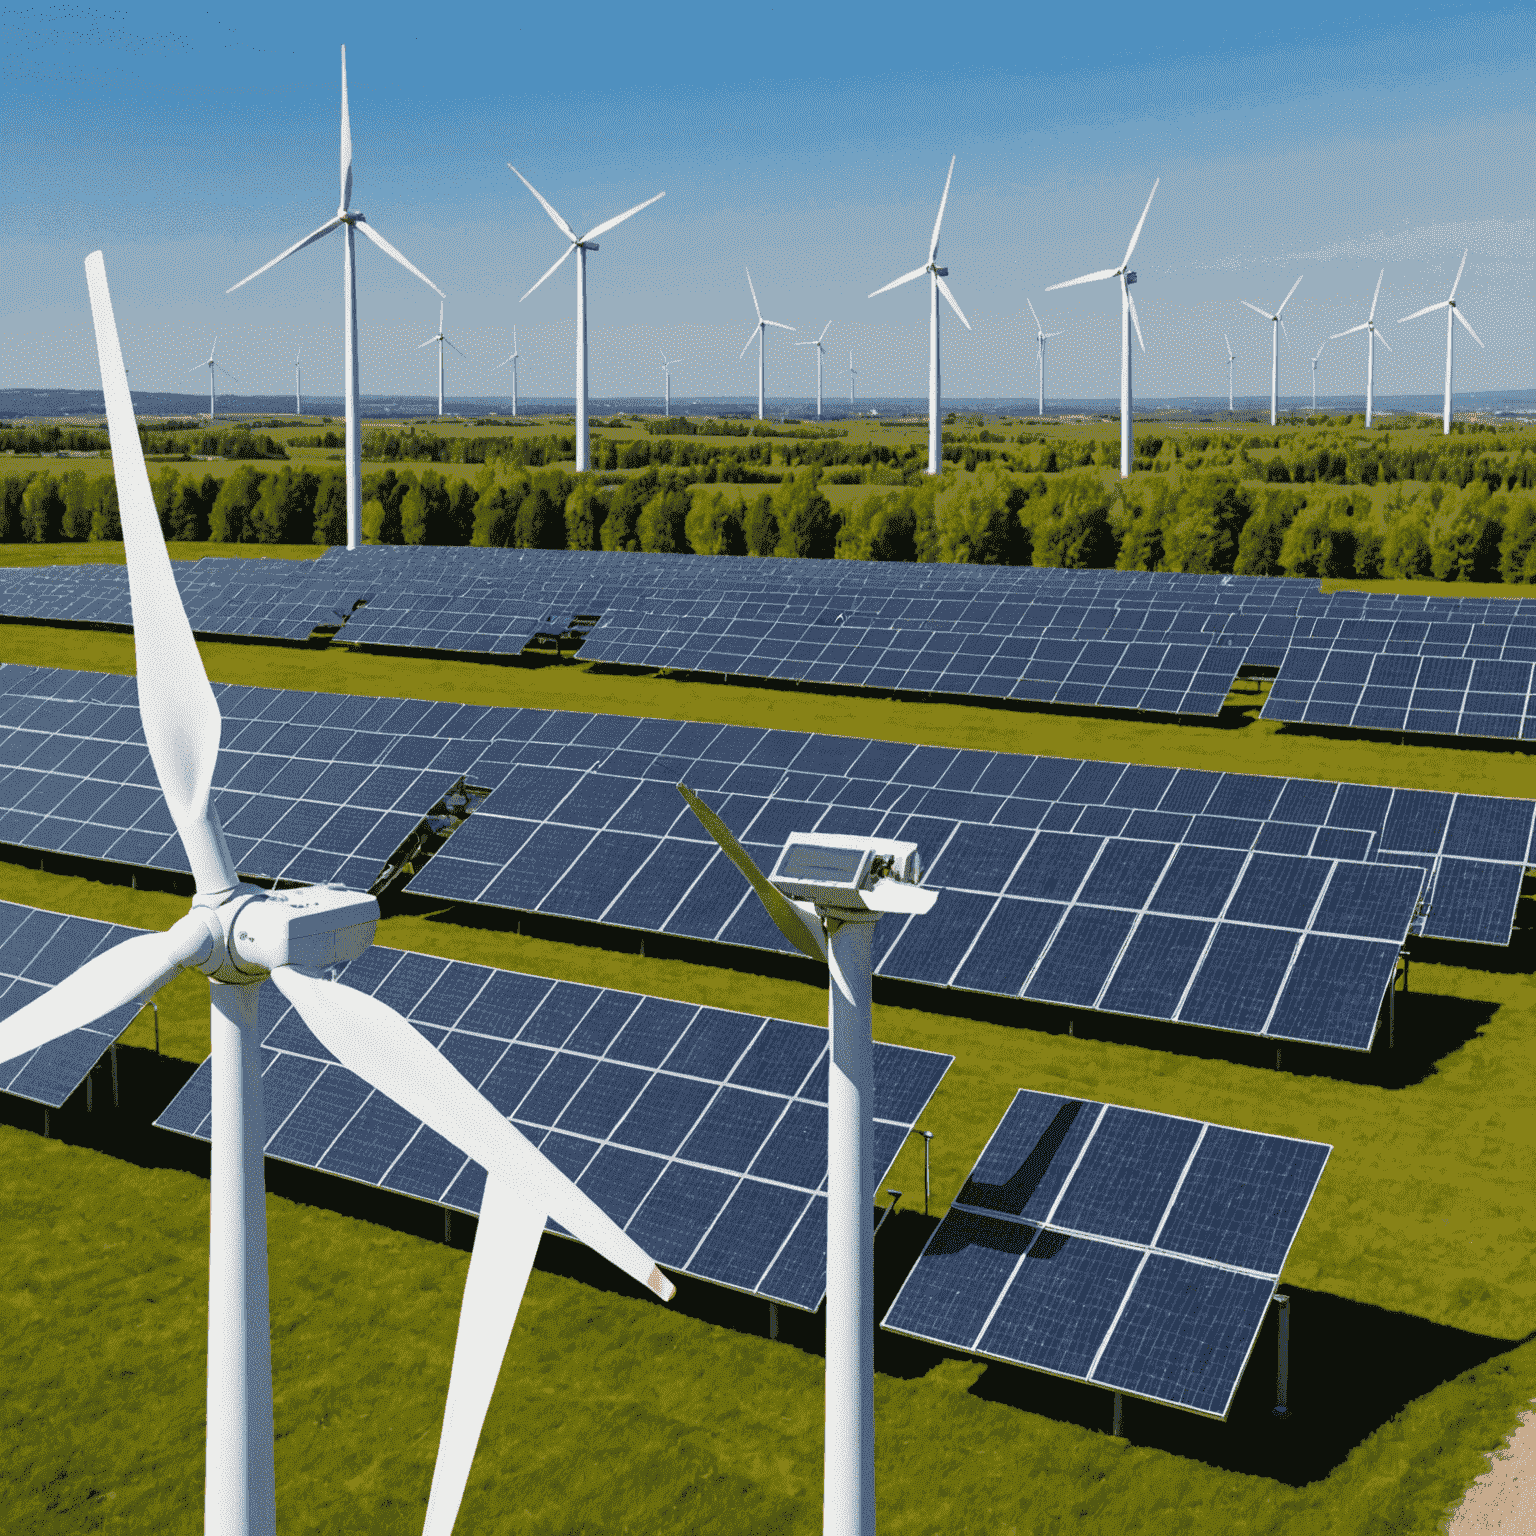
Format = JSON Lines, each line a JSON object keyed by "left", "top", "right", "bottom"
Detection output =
{"left": 155, "top": 945, "right": 952, "bottom": 1311}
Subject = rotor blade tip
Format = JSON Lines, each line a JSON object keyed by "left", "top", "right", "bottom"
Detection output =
{"left": 648, "top": 1267, "right": 676, "bottom": 1302}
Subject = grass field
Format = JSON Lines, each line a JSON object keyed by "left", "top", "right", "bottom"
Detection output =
{"left": 3, "top": 605, "right": 1536, "bottom": 1534}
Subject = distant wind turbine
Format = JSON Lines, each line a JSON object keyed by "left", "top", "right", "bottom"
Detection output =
{"left": 795, "top": 321, "right": 833, "bottom": 418}
{"left": 188, "top": 338, "right": 235, "bottom": 420}
{"left": 659, "top": 351, "right": 683, "bottom": 418}
{"left": 848, "top": 351, "right": 857, "bottom": 404}
{"left": 1399, "top": 249, "right": 1484, "bottom": 435}
{"left": 1224, "top": 333, "right": 1235, "bottom": 413}
{"left": 293, "top": 348, "right": 302, "bottom": 416}
{"left": 870, "top": 155, "right": 971, "bottom": 476}
{"left": 1047, "top": 177, "right": 1158, "bottom": 479}
{"left": 740, "top": 268, "right": 794, "bottom": 421}
{"left": 1332, "top": 270, "right": 1391, "bottom": 428}
{"left": 492, "top": 327, "right": 519, "bottom": 417}
{"left": 1026, "top": 299, "right": 1062, "bottom": 417}
{"left": 511, "top": 165, "right": 664, "bottom": 470}
{"left": 228, "top": 44, "right": 443, "bottom": 550}
{"left": 419, "top": 301, "right": 465, "bottom": 417}
{"left": 1240, "top": 275, "right": 1302, "bottom": 427}
{"left": 1310, "top": 340, "right": 1326, "bottom": 411}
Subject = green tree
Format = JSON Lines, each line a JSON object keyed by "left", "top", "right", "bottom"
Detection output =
{"left": 637, "top": 487, "right": 691, "bottom": 552}
{"left": 1161, "top": 474, "right": 1253, "bottom": 573}
{"left": 742, "top": 491, "right": 779, "bottom": 557}
{"left": 473, "top": 476, "right": 527, "bottom": 547}
{"left": 59, "top": 469, "right": 93, "bottom": 540}
{"left": 1232, "top": 488, "right": 1304, "bottom": 576}
{"left": 1027, "top": 473, "right": 1116, "bottom": 568}
{"left": 1432, "top": 483, "right": 1504, "bottom": 582}
{"left": 1278, "top": 493, "right": 1359, "bottom": 578}
{"left": 361, "top": 497, "right": 389, "bottom": 544}
{"left": 564, "top": 478, "right": 608, "bottom": 551}
{"left": 310, "top": 470, "right": 347, "bottom": 545}
{"left": 1498, "top": 497, "right": 1536, "bottom": 583}
{"left": 20, "top": 473, "right": 65, "bottom": 542}
{"left": 1, "top": 473, "right": 34, "bottom": 541}
{"left": 772, "top": 472, "right": 837, "bottom": 559}
{"left": 208, "top": 466, "right": 265, "bottom": 544}
{"left": 89, "top": 474, "right": 121, "bottom": 541}
{"left": 930, "top": 466, "right": 1029, "bottom": 564}
{"left": 601, "top": 477, "right": 650, "bottom": 552}
{"left": 248, "top": 466, "right": 318, "bottom": 544}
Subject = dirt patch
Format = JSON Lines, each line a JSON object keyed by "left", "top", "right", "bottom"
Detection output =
{"left": 1445, "top": 1402, "right": 1536, "bottom": 1533}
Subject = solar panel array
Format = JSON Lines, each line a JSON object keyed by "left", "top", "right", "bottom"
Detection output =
{"left": 883, "top": 1089, "right": 1330, "bottom": 1419}
{"left": 0, "top": 900, "right": 145, "bottom": 1107}
{"left": 155, "top": 945, "right": 952, "bottom": 1310}
{"left": 340, "top": 588, "right": 578, "bottom": 655}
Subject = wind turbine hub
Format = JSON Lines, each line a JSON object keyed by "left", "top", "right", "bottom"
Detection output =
{"left": 932, "top": 265, "right": 948, "bottom": 277}
{"left": 189, "top": 884, "right": 381, "bottom": 984}
{"left": 1125, "top": 271, "right": 1137, "bottom": 285}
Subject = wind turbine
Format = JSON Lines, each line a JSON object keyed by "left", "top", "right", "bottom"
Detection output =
{"left": 419, "top": 301, "right": 465, "bottom": 417}
{"left": 869, "top": 155, "right": 971, "bottom": 476}
{"left": 1026, "top": 299, "right": 1063, "bottom": 417}
{"left": 293, "top": 348, "right": 302, "bottom": 416}
{"left": 848, "top": 351, "right": 857, "bottom": 404}
{"left": 1224, "top": 333, "right": 1235, "bottom": 413}
{"left": 740, "top": 268, "right": 794, "bottom": 421}
{"left": 227, "top": 45, "right": 442, "bottom": 552}
{"left": 189, "top": 338, "right": 236, "bottom": 420}
{"left": 1399, "top": 249, "right": 1484, "bottom": 435}
{"left": 1310, "top": 340, "right": 1326, "bottom": 411}
{"left": 1047, "top": 177, "right": 1158, "bottom": 479}
{"left": 795, "top": 321, "right": 833, "bottom": 418}
{"left": 1240, "top": 276, "right": 1302, "bottom": 427}
{"left": 510, "top": 165, "right": 664, "bottom": 470}
{"left": 659, "top": 350, "right": 683, "bottom": 417}
{"left": 492, "top": 327, "right": 519, "bottom": 416}
{"left": 1331, "top": 270, "right": 1392, "bottom": 428}
{"left": 43, "top": 251, "right": 675, "bottom": 1536}
{"left": 674, "top": 786, "right": 936, "bottom": 1536}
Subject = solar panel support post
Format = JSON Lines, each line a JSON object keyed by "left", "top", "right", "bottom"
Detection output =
{"left": 110, "top": 1042, "right": 119, "bottom": 1108}
{"left": 920, "top": 1130, "right": 933, "bottom": 1216}
{"left": 444, "top": 1209, "right": 452, "bottom": 1245}
{"left": 1112, "top": 1392, "right": 1124, "bottom": 1436}
{"left": 42, "top": 1108, "right": 50, "bottom": 1139}
{"left": 768, "top": 1302, "right": 779, "bottom": 1341}
{"left": 1273, "top": 1293, "right": 1292, "bottom": 1418}
{"left": 86, "top": 1068, "right": 93, "bottom": 1113}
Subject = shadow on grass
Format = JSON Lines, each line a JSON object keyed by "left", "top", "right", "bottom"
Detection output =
{"left": 1270, "top": 719, "right": 1536, "bottom": 759}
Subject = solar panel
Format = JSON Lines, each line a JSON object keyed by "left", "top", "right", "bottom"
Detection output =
{"left": 154, "top": 946, "right": 952, "bottom": 1310}
{"left": 882, "top": 1088, "right": 1330, "bottom": 1419}
{"left": 0, "top": 899, "right": 145, "bottom": 1107}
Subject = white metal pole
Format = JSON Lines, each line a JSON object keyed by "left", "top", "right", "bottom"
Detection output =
{"left": 1311, "top": 362, "right": 1316, "bottom": 413}
{"left": 344, "top": 222, "right": 361, "bottom": 549}
{"left": 928, "top": 274, "right": 941, "bottom": 475}
{"left": 823, "top": 913, "right": 878, "bottom": 1536}
{"left": 1120, "top": 279, "right": 1132, "bottom": 478}
{"left": 512, "top": 352, "right": 518, "bottom": 418}
{"left": 1038, "top": 338, "right": 1045, "bottom": 417}
{"left": 1443, "top": 307, "right": 1454, "bottom": 435}
{"left": 295, "top": 363, "right": 301, "bottom": 417}
{"left": 1229, "top": 356, "right": 1234, "bottom": 414}
{"left": 576, "top": 245, "right": 590, "bottom": 471}
{"left": 849, "top": 354, "right": 855, "bottom": 405}
{"left": 758, "top": 327, "right": 765, "bottom": 421}
{"left": 1273, "top": 1293, "right": 1292, "bottom": 1417}
{"left": 816, "top": 347, "right": 823, "bottom": 419}
{"left": 438, "top": 337, "right": 444, "bottom": 418}
{"left": 664, "top": 368, "right": 670, "bottom": 418}
{"left": 1365, "top": 329, "right": 1374, "bottom": 429}
{"left": 1270, "top": 322, "right": 1278, "bottom": 427}
{"left": 206, "top": 979, "right": 277, "bottom": 1536}
{"left": 210, "top": 363, "right": 216, "bottom": 421}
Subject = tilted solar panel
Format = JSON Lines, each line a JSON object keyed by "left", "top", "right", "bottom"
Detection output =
{"left": 154, "top": 946, "right": 952, "bottom": 1310}
{"left": 882, "top": 1088, "right": 1330, "bottom": 1419}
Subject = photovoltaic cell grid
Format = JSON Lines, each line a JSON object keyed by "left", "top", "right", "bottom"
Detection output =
{"left": 340, "top": 587, "right": 579, "bottom": 655}
{"left": 0, "top": 900, "right": 146, "bottom": 1107}
{"left": 155, "top": 946, "right": 952, "bottom": 1310}
{"left": 1263, "top": 648, "right": 1536, "bottom": 742}
{"left": 882, "top": 1089, "right": 1331, "bottom": 1419}
{"left": 0, "top": 665, "right": 462, "bottom": 889}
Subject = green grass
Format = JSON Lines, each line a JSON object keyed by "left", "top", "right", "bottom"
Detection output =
{"left": 3, "top": 623, "right": 1536, "bottom": 1532}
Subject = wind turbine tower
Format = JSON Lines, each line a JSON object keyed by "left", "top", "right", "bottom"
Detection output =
{"left": 658, "top": 351, "right": 684, "bottom": 417}
{"left": 419, "top": 301, "right": 465, "bottom": 417}
{"left": 1310, "top": 341, "right": 1325, "bottom": 411}
{"left": 228, "top": 45, "right": 443, "bottom": 551}
{"left": 848, "top": 351, "right": 857, "bottom": 404}
{"left": 1332, "top": 271, "right": 1392, "bottom": 428}
{"left": 739, "top": 269, "right": 795, "bottom": 420}
{"left": 189, "top": 339, "right": 235, "bottom": 420}
{"left": 870, "top": 155, "right": 971, "bottom": 476}
{"left": 676, "top": 787, "right": 937, "bottom": 1536}
{"left": 796, "top": 322, "right": 833, "bottom": 418}
{"left": 1240, "top": 275, "right": 1302, "bottom": 427}
{"left": 511, "top": 165, "right": 664, "bottom": 470}
{"left": 1047, "top": 178, "right": 1158, "bottom": 479}
{"left": 492, "top": 328, "right": 519, "bottom": 416}
{"left": 1399, "top": 249, "right": 1484, "bottom": 435}
{"left": 1224, "top": 333, "right": 1235, "bottom": 413}
{"left": 294, "top": 348, "right": 302, "bottom": 416}
{"left": 1027, "top": 299, "right": 1062, "bottom": 416}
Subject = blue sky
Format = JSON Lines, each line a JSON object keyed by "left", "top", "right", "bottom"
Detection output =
{"left": 3, "top": 0, "right": 1531, "bottom": 405}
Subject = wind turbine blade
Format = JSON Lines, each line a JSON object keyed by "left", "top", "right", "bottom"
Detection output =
{"left": 216, "top": 366, "right": 238, "bottom": 383}
{"left": 1368, "top": 269, "right": 1384, "bottom": 322}
{"left": 860, "top": 878, "right": 939, "bottom": 916}
{"left": 936, "top": 274, "right": 971, "bottom": 330}
{"left": 763, "top": 319, "right": 795, "bottom": 332}
{"left": 676, "top": 785, "right": 826, "bottom": 961}
{"left": 1121, "top": 177, "right": 1159, "bottom": 268}
{"left": 1375, "top": 331, "right": 1392, "bottom": 353}
{"left": 187, "top": 361, "right": 207, "bottom": 373}
{"left": 85, "top": 251, "right": 238, "bottom": 898}
{"left": 520, "top": 243, "right": 575, "bottom": 303}
{"left": 340, "top": 45, "right": 352, "bottom": 210}
{"left": 1332, "top": 323, "right": 1369, "bottom": 339}
{"left": 1027, "top": 298, "right": 1041, "bottom": 329}
{"left": 817, "top": 319, "right": 832, "bottom": 344}
{"left": 420, "top": 1180, "right": 544, "bottom": 1536}
{"left": 928, "top": 154, "right": 956, "bottom": 263}
{"left": 1276, "top": 274, "right": 1303, "bottom": 316}
{"left": 492, "top": 353, "right": 515, "bottom": 371}
{"left": 419, "top": 336, "right": 438, "bottom": 348}
{"left": 868, "top": 265, "right": 929, "bottom": 299}
{"left": 353, "top": 217, "right": 444, "bottom": 296}
{"left": 1399, "top": 300, "right": 1448, "bottom": 323}
{"left": 1045, "top": 268, "right": 1119, "bottom": 291}
{"left": 226, "top": 216, "right": 344, "bottom": 293}
{"left": 268, "top": 966, "right": 678, "bottom": 1299}
{"left": 745, "top": 267, "right": 762, "bottom": 321}
{"left": 1454, "top": 308, "right": 1484, "bottom": 347}
{"left": 0, "top": 914, "right": 213, "bottom": 1062}
{"left": 580, "top": 190, "right": 665, "bottom": 244}
{"left": 1225, "top": 332, "right": 1232, "bottom": 355}
{"left": 1278, "top": 319, "right": 1289, "bottom": 346}
{"left": 1312, "top": 342, "right": 1326, "bottom": 363}
{"left": 1127, "top": 288, "right": 1145, "bottom": 352}
{"left": 1044, "top": 330, "right": 1064, "bottom": 339}
{"left": 507, "top": 165, "right": 577, "bottom": 243}
{"left": 740, "top": 327, "right": 761, "bottom": 360}
{"left": 1448, "top": 249, "right": 1468, "bottom": 303}
{"left": 1240, "top": 301, "right": 1273, "bottom": 320}
{"left": 445, "top": 338, "right": 467, "bottom": 358}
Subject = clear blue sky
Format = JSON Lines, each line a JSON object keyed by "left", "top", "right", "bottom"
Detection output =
{"left": 3, "top": 0, "right": 1531, "bottom": 405}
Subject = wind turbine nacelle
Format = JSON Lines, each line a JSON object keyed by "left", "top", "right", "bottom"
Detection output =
{"left": 769, "top": 832, "right": 926, "bottom": 911}
{"left": 934, "top": 267, "right": 948, "bottom": 277}
{"left": 1125, "top": 272, "right": 1137, "bottom": 285}
{"left": 230, "top": 886, "right": 381, "bottom": 976}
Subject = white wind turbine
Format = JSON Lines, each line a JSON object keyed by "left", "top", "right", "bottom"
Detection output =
{"left": 189, "top": 338, "right": 236, "bottom": 420}
{"left": 1240, "top": 276, "right": 1302, "bottom": 427}
{"left": 659, "top": 350, "right": 683, "bottom": 417}
{"left": 1399, "top": 249, "right": 1484, "bottom": 435}
{"left": 1224, "top": 333, "right": 1235, "bottom": 413}
{"left": 293, "top": 348, "right": 303, "bottom": 416}
{"left": 36, "top": 251, "right": 676, "bottom": 1536}
{"left": 419, "top": 301, "right": 466, "bottom": 418}
{"left": 511, "top": 165, "right": 664, "bottom": 470}
{"left": 1047, "top": 178, "right": 1158, "bottom": 479}
{"left": 1331, "top": 270, "right": 1392, "bottom": 428}
{"left": 674, "top": 786, "right": 936, "bottom": 1536}
{"left": 848, "top": 351, "right": 857, "bottom": 404}
{"left": 492, "top": 327, "right": 519, "bottom": 417}
{"left": 869, "top": 155, "right": 971, "bottom": 476}
{"left": 740, "top": 268, "right": 795, "bottom": 421}
{"left": 1026, "top": 300, "right": 1063, "bottom": 417}
{"left": 795, "top": 322, "right": 833, "bottom": 418}
{"left": 1310, "top": 340, "right": 1326, "bottom": 411}
{"left": 227, "top": 45, "right": 442, "bottom": 551}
